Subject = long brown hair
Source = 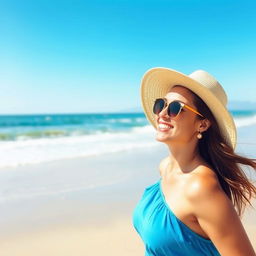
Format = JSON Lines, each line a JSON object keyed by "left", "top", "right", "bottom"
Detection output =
{"left": 174, "top": 85, "right": 256, "bottom": 217}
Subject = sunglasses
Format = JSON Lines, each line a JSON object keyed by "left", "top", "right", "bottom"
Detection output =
{"left": 153, "top": 98, "right": 204, "bottom": 118}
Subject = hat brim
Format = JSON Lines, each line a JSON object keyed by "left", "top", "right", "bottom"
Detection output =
{"left": 140, "top": 67, "right": 237, "bottom": 150}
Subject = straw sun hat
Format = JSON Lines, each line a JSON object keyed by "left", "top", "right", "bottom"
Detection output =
{"left": 140, "top": 67, "right": 237, "bottom": 150}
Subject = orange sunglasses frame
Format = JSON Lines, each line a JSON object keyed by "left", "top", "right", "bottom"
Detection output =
{"left": 154, "top": 98, "right": 204, "bottom": 118}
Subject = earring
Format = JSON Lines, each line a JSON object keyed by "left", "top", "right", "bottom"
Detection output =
{"left": 197, "top": 131, "right": 202, "bottom": 139}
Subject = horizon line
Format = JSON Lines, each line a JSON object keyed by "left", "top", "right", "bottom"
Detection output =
{"left": 0, "top": 109, "right": 256, "bottom": 116}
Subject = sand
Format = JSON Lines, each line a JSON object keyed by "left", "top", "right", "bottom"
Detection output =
{"left": 0, "top": 200, "right": 255, "bottom": 256}
{"left": 0, "top": 215, "right": 144, "bottom": 256}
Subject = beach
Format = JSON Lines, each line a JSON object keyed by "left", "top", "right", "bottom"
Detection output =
{"left": 0, "top": 146, "right": 164, "bottom": 256}
{"left": 0, "top": 114, "right": 256, "bottom": 255}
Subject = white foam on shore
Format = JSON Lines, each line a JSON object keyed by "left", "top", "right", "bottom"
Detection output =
{"left": 235, "top": 114, "right": 256, "bottom": 128}
{"left": 0, "top": 114, "right": 255, "bottom": 169}
{"left": 0, "top": 125, "right": 157, "bottom": 169}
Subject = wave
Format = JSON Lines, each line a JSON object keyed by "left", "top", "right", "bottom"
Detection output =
{"left": 234, "top": 114, "right": 256, "bottom": 128}
{"left": 17, "top": 130, "right": 67, "bottom": 139}
{"left": 0, "top": 127, "right": 158, "bottom": 169}
{"left": 107, "top": 118, "right": 133, "bottom": 123}
{"left": 0, "top": 113, "right": 146, "bottom": 128}
{"left": 0, "top": 113, "right": 255, "bottom": 169}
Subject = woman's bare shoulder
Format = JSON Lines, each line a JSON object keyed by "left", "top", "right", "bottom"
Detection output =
{"left": 185, "top": 166, "right": 256, "bottom": 255}
{"left": 185, "top": 165, "right": 223, "bottom": 200}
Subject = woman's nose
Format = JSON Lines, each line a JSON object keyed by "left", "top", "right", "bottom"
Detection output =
{"left": 158, "top": 105, "right": 169, "bottom": 118}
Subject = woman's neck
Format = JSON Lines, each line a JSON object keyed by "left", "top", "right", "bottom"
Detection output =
{"left": 166, "top": 143, "right": 202, "bottom": 175}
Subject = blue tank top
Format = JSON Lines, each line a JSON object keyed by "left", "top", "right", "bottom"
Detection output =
{"left": 132, "top": 178, "right": 221, "bottom": 256}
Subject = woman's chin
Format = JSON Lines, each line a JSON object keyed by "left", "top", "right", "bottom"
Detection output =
{"left": 155, "top": 132, "right": 171, "bottom": 143}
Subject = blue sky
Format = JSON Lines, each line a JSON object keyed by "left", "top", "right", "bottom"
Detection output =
{"left": 0, "top": 0, "right": 256, "bottom": 114}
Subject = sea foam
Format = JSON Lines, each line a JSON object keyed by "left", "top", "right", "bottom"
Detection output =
{"left": 0, "top": 114, "right": 255, "bottom": 169}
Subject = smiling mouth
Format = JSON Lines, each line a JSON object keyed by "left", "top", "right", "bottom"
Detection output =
{"left": 158, "top": 123, "right": 173, "bottom": 131}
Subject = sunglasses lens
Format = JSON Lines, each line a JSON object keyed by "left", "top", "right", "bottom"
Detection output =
{"left": 153, "top": 99, "right": 165, "bottom": 114}
{"left": 168, "top": 101, "right": 182, "bottom": 117}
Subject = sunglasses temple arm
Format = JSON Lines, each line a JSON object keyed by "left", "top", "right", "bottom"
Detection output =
{"left": 184, "top": 105, "right": 204, "bottom": 117}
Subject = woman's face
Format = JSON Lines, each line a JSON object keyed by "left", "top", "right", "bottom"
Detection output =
{"left": 155, "top": 86, "right": 203, "bottom": 146}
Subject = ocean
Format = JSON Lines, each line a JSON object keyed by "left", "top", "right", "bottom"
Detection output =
{"left": 0, "top": 111, "right": 256, "bottom": 169}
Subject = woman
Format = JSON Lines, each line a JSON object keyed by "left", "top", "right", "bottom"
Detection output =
{"left": 132, "top": 67, "right": 256, "bottom": 256}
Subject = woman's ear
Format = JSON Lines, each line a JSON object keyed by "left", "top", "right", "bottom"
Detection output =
{"left": 199, "top": 119, "right": 211, "bottom": 133}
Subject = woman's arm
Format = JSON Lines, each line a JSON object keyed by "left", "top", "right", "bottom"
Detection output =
{"left": 187, "top": 171, "right": 256, "bottom": 256}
